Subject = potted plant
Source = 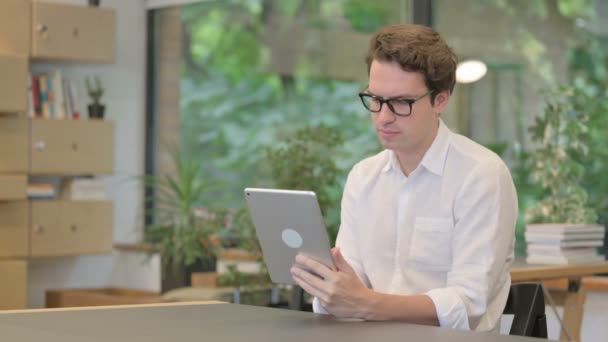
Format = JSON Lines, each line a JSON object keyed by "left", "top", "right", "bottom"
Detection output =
{"left": 143, "top": 151, "right": 226, "bottom": 292}
{"left": 524, "top": 85, "right": 603, "bottom": 264}
{"left": 85, "top": 76, "right": 105, "bottom": 119}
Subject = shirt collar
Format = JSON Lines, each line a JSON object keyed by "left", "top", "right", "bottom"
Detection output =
{"left": 382, "top": 149, "right": 401, "bottom": 173}
{"left": 381, "top": 119, "right": 451, "bottom": 176}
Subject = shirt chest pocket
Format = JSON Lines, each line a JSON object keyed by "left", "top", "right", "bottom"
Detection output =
{"left": 408, "top": 217, "right": 453, "bottom": 271}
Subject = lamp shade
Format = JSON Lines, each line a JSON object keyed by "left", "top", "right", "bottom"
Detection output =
{"left": 456, "top": 60, "right": 487, "bottom": 84}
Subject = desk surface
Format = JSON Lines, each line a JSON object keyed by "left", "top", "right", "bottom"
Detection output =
{"left": 511, "top": 258, "right": 608, "bottom": 282}
{"left": 0, "top": 302, "right": 542, "bottom": 342}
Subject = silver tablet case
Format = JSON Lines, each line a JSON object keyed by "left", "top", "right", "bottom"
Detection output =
{"left": 244, "top": 188, "right": 335, "bottom": 285}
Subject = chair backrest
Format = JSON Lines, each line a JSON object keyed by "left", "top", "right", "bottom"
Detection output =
{"left": 504, "top": 283, "right": 548, "bottom": 338}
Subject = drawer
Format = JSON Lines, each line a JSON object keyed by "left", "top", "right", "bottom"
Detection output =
{"left": 31, "top": 2, "right": 115, "bottom": 63}
{"left": 0, "top": 201, "right": 29, "bottom": 258}
{"left": 67, "top": 201, "right": 114, "bottom": 255}
{"left": 0, "top": 117, "right": 29, "bottom": 173}
{"left": 0, "top": 56, "right": 28, "bottom": 114}
{"left": 30, "top": 119, "right": 114, "bottom": 175}
{"left": 0, "top": 174, "right": 27, "bottom": 200}
{"left": 30, "top": 200, "right": 113, "bottom": 257}
{"left": 0, "top": 0, "right": 31, "bottom": 56}
{"left": 0, "top": 260, "right": 28, "bottom": 310}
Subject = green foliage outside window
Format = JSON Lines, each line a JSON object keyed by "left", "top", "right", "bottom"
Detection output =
{"left": 475, "top": 0, "right": 608, "bottom": 254}
{"left": 263, "top": 125, "right": 346, "bottom": 244}
{"left": 568, "top": 35, "right": 608, "bottom": 228}
{"left": 525, "top": 86, "right": 598, "bottom": 224}
{"left": 179, "top": 0, "right": 389, "bottom": 210}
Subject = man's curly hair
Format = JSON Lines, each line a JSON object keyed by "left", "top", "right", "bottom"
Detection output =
{"left": 365, "top": 24, "right": 458, "bottom": 103}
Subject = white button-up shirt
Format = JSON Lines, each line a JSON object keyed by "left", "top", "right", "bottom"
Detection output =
{"left": 314, "top": 119, "right": 517, "bottom": 332}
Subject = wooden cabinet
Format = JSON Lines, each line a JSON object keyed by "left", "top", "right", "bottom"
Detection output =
{"left": 31, "top": 2, "right": 115, "bottom": 63}
{"left": 0, "top": 1, "right": 116, "bottom": 310}
{"left": 30, "top": 119, "right": 114, "bottom": 175}
{"left": 0, "top": 117, "right": 114, "bottom": 175}
{"left": 0, "top": 201, "right": 29, "bottom": 258}
{"left": 0, "top": 175, "right": 27, "bottom": 200}
{"left": 0, "top": 260, "right": 28, "bottom": 310}
{"left": 0, "top": 199, "right": 112, "bottom": 259}
{"left": 0, "top": 117, "right": 29, "bottom": 173}
{"left": 30, "top": 201, "right": 113, "bottom": 257}
{"left": 0, "top": 0, "right": 31, "bottom": 56}
{"left": 0, "top": 56, "right": 28, "bottom": 114}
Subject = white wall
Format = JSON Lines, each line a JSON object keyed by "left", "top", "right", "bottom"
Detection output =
{"left": 28, "top": 0, "right": 160, "bottom": 308}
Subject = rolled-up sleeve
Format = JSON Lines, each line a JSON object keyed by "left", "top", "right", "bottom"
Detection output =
{"left": 425, "top": 161, "right": 517, "bottom": 330}
{"left": 312, "top": 297, "right": 328, "bottom": 313}
{"left": 425, "top": 287, "right": 470, "bottom": 329}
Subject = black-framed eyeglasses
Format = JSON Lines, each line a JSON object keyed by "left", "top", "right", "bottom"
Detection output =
{"left": 358, "top": 89, "right": 433, "bottom": 117}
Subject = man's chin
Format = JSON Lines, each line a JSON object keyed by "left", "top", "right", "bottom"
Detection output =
{"left": 378, "top": 139, "right": 408, "bottom": 153}
{"left": 378, "top": 139, "right": 397, "bottom": 150}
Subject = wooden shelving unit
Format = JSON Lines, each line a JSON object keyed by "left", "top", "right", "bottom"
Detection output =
{"left": 0, "top": 0, "right": 117, "bottom": 310}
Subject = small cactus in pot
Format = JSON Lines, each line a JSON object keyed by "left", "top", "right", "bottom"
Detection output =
{"left": 86, "top": 76, "right": 105, "bottom": 119}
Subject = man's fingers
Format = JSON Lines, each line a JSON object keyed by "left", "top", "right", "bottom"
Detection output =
{"left": 294, "top": 254, "right": 335, "bottom": 280}
{"left": 293, "top": 274, "right": 324, "bottom": 301}
{"left": 291, "top": 268, "right": 328, "bottom": 302}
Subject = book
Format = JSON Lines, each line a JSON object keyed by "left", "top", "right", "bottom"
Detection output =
{"left": 526, "top": 254, "right": 605, "bottom": 265}
{"left": 32, "top": 74, "right": 41, "bottom": 118}
{"left": 46, "top": 75, "right": 55, "bottom": 118}
{"left": 27, "top": 73, "right": 35, "bottom": 118}
{"left": 52, "top": 70, "right": 67, "bottom": 119}
{"left": 60, "top": 178, "right": 106, "bottom": 200}
{"left": 39, "top": 74, "right": 50, "bottom": 119}
{"left": 527, "top": 246, "right": 598, "bottom": 256}
{"left": 526, "top": 239, "right": 604, "bottom": 248}
{"left": 27, "top": 184, "right": 55, "bottom": 199}
{"left": 68, "top": 80, "right": 81, "bottom": 119}
{"left": 525, "top": 231, "right": 605, "bottom": 242}
{"left": 63, "top": 79, "right": 73, "bottom": 119}
{"left": 526, "top": 224, "right": 605, "bottom": 234}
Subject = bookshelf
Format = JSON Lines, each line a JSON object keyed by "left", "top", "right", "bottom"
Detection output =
{"left": 0, "top": 0, "right": 116, "bottom": 310}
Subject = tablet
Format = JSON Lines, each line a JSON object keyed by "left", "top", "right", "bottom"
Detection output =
{"left": 244, "top": 188, "right": 335, "bottom": 285}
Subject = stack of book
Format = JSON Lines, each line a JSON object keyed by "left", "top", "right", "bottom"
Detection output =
{"left": 26, "top": 183, "right": 55, "bottom": 199}
{"left": 60, "top": 178, "right": 106, "bottom": 200}
{"left": 525, "top": 224, "right": 606, "bottom": 264}
{"left": 27, "top": 70, "right": 82, "bottom": 120}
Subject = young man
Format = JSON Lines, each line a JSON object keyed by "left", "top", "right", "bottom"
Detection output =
{"left": 290, "top": 24, "right": 517, "bottom": 332}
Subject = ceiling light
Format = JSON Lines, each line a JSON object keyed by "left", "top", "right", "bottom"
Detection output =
{"left": 456, "top": 60, "right": 488, "bottom": 84}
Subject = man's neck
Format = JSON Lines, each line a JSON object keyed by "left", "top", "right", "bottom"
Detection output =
{"left": 395, "top": 121, "right": 440, "bottom": 177}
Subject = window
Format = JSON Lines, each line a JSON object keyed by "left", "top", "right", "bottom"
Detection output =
{"left": 146, "top": 1, "right": 608, "bottom": 256}
{"left": 148, "top": 0, "right": 413, "bottom": 210}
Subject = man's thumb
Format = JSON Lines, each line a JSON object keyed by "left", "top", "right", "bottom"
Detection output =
{"left": 332, "top": 247, "right": 353, "bottom": 272}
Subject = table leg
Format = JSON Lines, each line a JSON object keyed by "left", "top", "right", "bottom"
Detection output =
{"left": 560, "top": 280, "right": 586, "bottom": 341}
{"left": 546, "top": 279, "right": 586, "bottom": 341}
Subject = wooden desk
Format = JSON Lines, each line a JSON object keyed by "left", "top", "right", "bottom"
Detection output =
{"left": 0, "top": 300, "right": 224, "bottom": 314}
{"left": 511, "top": 258, "right": 608, "bottom": 341}
{"left": 0, "top": 301, "right": 542, "bottom": 342}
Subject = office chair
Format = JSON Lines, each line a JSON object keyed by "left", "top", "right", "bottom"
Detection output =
{"left": 504, "top": 283, "right": 548, "bottom": 338}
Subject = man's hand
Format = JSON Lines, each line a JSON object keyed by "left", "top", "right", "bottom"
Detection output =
{"left": 290, "top": 247, "right": 373, "bottom": 319}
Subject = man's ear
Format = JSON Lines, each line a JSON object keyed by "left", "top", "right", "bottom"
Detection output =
{"left": 433, "top": 90, "right": 451, "bottom": 113}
